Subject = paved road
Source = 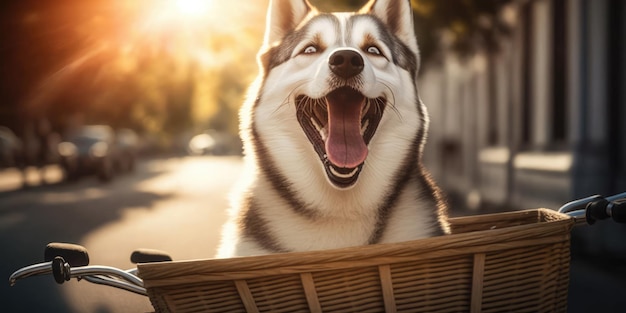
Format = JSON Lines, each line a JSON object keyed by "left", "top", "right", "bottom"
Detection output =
{"left": 1, "top": 156, "right": 625, "bottom": 312}
{"left": 1, "top": 156, "right": 242, "bottom": 313}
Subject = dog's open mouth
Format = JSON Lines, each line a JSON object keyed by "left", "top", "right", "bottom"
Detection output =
{"left": 296, "top": 86, "right": 386, "bottom": 188}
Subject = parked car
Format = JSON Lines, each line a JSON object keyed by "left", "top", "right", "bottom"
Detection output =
{"left": 0, "top": 126, "right": 22, "bottom": 168}
{"left": 187, "top": 130, "right": 241, "bottom": 156}
{"left": 58, "top": 125, "right": 119, "bottom": 182}
{"left": 115, "top": 128, "right": 139, "bottom": 173}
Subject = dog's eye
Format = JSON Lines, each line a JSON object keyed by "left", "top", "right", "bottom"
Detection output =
{"left": 366, "top": 46, "right": 382, "bottom": 56}
{"left": 302, "top": 45, "right": 318, "bottom": 54}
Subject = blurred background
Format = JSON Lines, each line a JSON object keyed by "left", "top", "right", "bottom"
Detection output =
{"left": 0, "top": 0, "right": 624, "bottom": 312}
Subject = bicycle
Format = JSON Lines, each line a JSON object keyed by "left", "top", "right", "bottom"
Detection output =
{"left": 10, "top": 192, "right": 626, "bottom": 313}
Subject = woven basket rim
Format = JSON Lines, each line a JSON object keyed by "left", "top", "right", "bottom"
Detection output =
{"left": 138, "top": 208, "right": 574, "bottom": 289}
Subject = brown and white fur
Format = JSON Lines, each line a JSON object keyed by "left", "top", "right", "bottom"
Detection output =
{"left": 217, "top": 0, "right": 449, "bottom": 258}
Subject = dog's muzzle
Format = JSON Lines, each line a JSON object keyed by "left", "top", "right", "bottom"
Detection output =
{"left": 294, "top": 49, "right": 385, "bottom": 189}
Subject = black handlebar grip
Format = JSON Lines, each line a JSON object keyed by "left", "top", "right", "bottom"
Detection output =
{"left": 51, "top": 256, "right": 70, "bottom": 284}
{"left": 585, "top": 198, "right": 610, "bottom": 225}
{"left": 44, "top": 243, "right": 89, "bottom": 267}
{"left": 131, "top": 249, "right": 172, "bottom": 264}
{"left": 611, "top": 201, "right": 626, "bottom": 223}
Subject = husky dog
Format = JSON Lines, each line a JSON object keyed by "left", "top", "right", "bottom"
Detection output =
{"left": 217, "top": 0, "right": 449, "bottom": 258}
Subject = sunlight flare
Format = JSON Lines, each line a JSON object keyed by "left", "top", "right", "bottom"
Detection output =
{"left": 174, "top": 0, "right": 212, "bottom": 18}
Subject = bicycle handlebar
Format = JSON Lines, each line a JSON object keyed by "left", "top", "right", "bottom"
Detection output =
{"left": 8, "top": 192, "right": 626, "bottom": 299}
{"left": 9, "top": 243, "right": 173, "bottom": 296}
{"left": 9, "top": 255, "right": 148, "bottom": 295}
{"left": 557, "top": 192, "right": 626, "bottom": 225}
{"left": 71, "top": 265, "right": 147, "bottom": 295}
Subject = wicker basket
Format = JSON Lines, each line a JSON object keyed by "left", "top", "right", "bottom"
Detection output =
{"left": 138, "top": 209, "right": 575, "bottom": 313}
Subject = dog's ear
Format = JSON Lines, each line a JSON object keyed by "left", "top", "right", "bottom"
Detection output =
{"left": 360, "top": 0, "right": 418, "bottom": 53}
{"left": 263, "top": 0, "right": 315, "bottom": 47}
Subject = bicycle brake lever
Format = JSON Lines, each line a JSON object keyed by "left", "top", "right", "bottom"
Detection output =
{"left": 45, "top": 243, "right": 89, "bottom": 267}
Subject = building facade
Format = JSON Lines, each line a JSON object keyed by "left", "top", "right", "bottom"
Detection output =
{"left": 420, "top": 0, "right": 625, "bottom": 254}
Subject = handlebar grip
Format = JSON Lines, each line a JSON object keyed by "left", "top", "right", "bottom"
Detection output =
{"left": 610, "top": 201, "right": 626, "bottom": 223}
{"left": 585, "top": 199, "right": 610, "bottom": 225}
{"left": 52, "top": 256, "right": 71, "bottom": 284}
{"left": 44, "top": 243, "right": 89, "bottom": 267}
{"left": 131, "top": 249, "right": 172, "bottom": 264}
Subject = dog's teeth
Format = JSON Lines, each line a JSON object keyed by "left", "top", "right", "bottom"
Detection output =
{"left": 311, "top": 117, "right": 328, "bottom": 141}
{"left": 329, "top": 166, "right": 359, "bottom": 179}
{"left": 361, "top": 119, "right": 369, "bottom": 135}
{"left": 311, "top": 117, "right": 322, "bottom": 132}
{"left": 363, "top": 101, "right": 370, "bottom": 115}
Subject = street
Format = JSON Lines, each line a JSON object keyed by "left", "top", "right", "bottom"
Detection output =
{"left": 1, "top": 155, "right": 625, "bottom": 312}
{"left": 1, "top": 156, "right": 242, "bottom": 313}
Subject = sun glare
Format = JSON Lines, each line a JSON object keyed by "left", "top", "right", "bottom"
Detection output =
{"left": 174, "top": 0, "right": 211, "bottom": 17}
{"left": 140, "top": 0, "right": 221, "bottom": 30}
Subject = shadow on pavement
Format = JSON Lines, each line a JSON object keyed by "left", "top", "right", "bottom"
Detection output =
{"left": 0, "top": 158, "right": 173, "bottom": 313}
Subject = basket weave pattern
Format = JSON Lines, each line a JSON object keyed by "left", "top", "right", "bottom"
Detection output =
{"left": 139, "top": 209, "right": 574, "bottom": 313}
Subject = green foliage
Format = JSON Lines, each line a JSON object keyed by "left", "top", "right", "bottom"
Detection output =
{"left": 0, "top": 0, "right": 264, "bottom": 149}
{"left": 412, "top": 0, "right": 514, "bottom": 62}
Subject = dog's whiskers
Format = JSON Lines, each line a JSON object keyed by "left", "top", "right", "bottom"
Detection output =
{"left": 379, "top": 82, "right": 402, "bottom": 122}
{"left": 270, "top": 80, "right": 311, "bottom": 116}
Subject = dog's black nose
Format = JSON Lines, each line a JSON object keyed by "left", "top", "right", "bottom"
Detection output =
{"left": 328, "top": 49, "right": 364, "bottom": 79}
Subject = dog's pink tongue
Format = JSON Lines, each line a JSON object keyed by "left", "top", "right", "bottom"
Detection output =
{"left": 325, "top": 88, "right": 367, "bottom": 168}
